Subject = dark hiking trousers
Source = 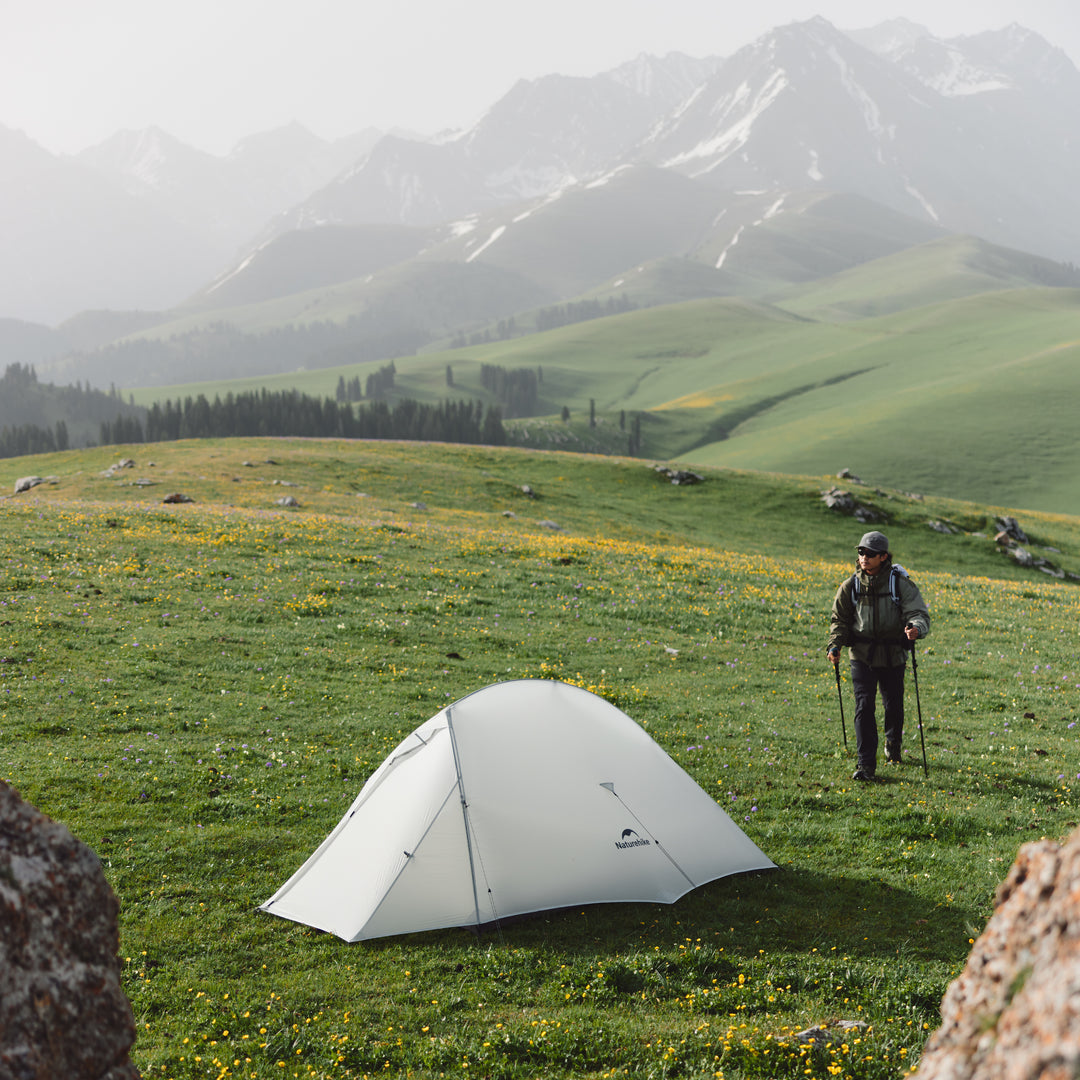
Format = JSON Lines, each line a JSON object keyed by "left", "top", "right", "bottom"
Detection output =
{"left": 850, "top": 659, "right": 905, "bottom": 773}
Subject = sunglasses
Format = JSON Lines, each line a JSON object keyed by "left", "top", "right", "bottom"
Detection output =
{"left": 857, "top": 548, "right": 885, "bottom": 557}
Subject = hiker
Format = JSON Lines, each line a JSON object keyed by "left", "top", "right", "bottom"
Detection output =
{"left": 826, "top": 530, "right": 930, "bottom": 781}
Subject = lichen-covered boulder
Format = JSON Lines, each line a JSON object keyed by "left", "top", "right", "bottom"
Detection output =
{"left": 0, "top": 781, "right": 140, "bottom": 1079}
{"left": 917, "top": 827, "right": 1080, "bottom": 1080}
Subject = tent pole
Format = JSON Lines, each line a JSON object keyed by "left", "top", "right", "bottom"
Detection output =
{"left": 446, "top": 707, "right": 497, "bottom": 929}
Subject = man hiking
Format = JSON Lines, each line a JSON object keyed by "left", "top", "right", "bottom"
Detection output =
{"left": 826, "top": 531, "right": 930, "bottom": 781}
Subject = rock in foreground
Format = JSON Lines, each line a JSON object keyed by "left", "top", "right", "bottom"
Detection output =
{"left": 0, "top": 780, "right": 140, "bottom": 1079}
{"left": 917, "top": 827, "right": 1080, "bottom": 1079}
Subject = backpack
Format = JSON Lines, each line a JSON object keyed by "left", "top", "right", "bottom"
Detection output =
{"left": 850, "top": 563, "right": 908, "bottom": 607}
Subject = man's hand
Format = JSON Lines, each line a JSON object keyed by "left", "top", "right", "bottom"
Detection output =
{"left": 904, "top": 624, "right": 920, "bottom": 642}
{"left": 827, "top": 648, "right": 840, "bottom": 665}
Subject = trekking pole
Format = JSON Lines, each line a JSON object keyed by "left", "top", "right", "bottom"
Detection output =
{"left": 832, "top": 654, "right": 848, "bottom": 751}
{"left": 906, "top": 631, "right": 929, "bottom": 778}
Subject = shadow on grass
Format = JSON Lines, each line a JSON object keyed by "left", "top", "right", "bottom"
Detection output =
{"left": 430, "top": 866, "right": 974, "bottom": 967}
{"left": 307, "top": 865, "right": 973, "bottom": 973}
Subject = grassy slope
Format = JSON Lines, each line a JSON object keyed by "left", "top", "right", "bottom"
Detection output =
{"left": 121, "top": 234, "right": 1080, "bottom": 518}
{"left": 765, "top": 235, "right": 1051, "bottom": 320}
{"left": 125, "top": 298, "right": 824, "bottom": 414}
{"left": 125, "top": 285, "right": 1080, "bottom": 517}
{"left": 680, "top": 290, "right": 1080, "bottom": 509}
{"left": 9, "top": 437, "right": 1080, "bottom": 574}
{"left": 2, "top": 439, "right": 1079, "bottom": 1079}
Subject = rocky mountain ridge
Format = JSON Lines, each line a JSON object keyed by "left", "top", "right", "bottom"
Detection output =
{"left": 3, "top": 17, "right": 1078, "bottom": 343}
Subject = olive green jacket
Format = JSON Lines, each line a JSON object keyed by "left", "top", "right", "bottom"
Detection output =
{"left": 827, "top": 557, "right": 930, "bottom": 668}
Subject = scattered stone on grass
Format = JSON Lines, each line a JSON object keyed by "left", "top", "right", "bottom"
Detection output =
{"left": 928, "top": 519, "right": 961, "bottom": 534}
{"left": 653, "top": 465, "right": 704, "bottom": 485}
{"left": 820, "top": 486, "right": 882, "bottom": 522}
{"left": 793, "top": 1020, "right": 868, "bottom": 1045}
{"left": 994, "top": 515, "right": 1029, "bottom": 543}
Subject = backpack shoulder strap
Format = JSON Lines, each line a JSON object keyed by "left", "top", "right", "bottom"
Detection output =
{"left": 851, "top": 567, "right": 908, "bottom": 605}
{"left": 890, "top": 564, "right": 909, "bottom": 605}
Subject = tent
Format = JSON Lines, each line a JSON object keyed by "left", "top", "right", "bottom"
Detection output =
{"left": 260, "top": 680, "right": 774, "bottom": 941}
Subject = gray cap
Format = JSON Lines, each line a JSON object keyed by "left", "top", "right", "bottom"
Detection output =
{"left": 858, "top": 531, "right": 889, "bottom": 553}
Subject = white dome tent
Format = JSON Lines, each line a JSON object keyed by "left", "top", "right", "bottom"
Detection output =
{"left": 260, "top": 680, "right": 774, "bottom": 942}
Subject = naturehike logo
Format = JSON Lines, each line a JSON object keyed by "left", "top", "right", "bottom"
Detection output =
{"left": 615, "top": 828, "right": 651, "bottom": 851}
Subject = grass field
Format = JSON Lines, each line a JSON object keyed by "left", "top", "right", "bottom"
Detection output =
{"left": 124, "top": 281, "right": 1080, "bottom": 517}
{"left": 3, "top": 439, "right": 1078, "bottom": 1079}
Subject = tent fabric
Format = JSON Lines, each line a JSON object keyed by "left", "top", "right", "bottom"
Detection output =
{"left": 260, "top": 680, "right": 774, "bottom": 942}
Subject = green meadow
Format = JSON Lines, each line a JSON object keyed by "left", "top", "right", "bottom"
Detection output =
{"left": 3, "top": 438, "right": 1078, "bottom": 1080}
{"left": 127, "top": 281, "right": 1080, "bottom": 517}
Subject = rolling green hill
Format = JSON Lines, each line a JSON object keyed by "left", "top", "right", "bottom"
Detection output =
{"left": 675, "top": 289, "right": 1080, "bottom": 511}
{"left": 123, "top": 280, "right": 1080, "bottom": 514}
{"left": 80, "top": 196, "right": 1079, "bottom": 520}
{"left": 770, "top": 234, "right": 1080, "bottom": 321}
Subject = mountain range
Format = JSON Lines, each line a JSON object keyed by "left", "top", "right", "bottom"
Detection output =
{"left": 4, "top": 15, "right": 1080, "bottom": 393}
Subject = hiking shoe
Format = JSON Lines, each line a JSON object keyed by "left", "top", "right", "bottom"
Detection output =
{"left": 852, "top": 767, "right": 875, "bottom": 782}
{"left": 885, "top": 744, "right": 902, "bottom": 764}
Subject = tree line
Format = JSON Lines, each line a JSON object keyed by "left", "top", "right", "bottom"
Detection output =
{"left": 0, "top": 421, "right": 70, "bottom": 460}
{"left": 535, "top": 295, "right": 636, "bottom": 333}
{"left": 334, "top": 360, "right": 397, "bottom": 403}
{"left": 479, "top": 364, "right": 541, "bottom": 418}
{"left": 0, "top": 362, "right": 131, "bottom": 460}
{"left": 99, "top": 389, "right": 506, "bottom": 446}
{"left": 447, "top": 294, "right": 635, "bottom": 348}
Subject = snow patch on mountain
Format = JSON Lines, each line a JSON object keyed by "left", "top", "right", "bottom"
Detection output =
{"left": 465, "top": 225, "right": 506, "bottom": 263}
{"left": 668, "top": 82, "right": 710, "bottom": 123}
{"left": 717, "top": 224, "right": 743, "bottom": 268}
{"left": 762, "top": 196, "right": 786, "bottom": 220}
{"left": 484, "top": 164, "right": 579, "bottom": 202}
{"left": 714, "top": 194, "right": 790, "bottom": 269}
{"left": 828, "top": 47, "right": 888, "bottom": 138}
{"left": 905, "top": 184, "right": 939, "bottom": 222}
{"left": 450, "top": 216, "right": 479, "bottom": 237}
{"left": 662, "top": 71, "right": 789, "bottom": 172}
{"left": 605, "top": 51, "right": 725, "bottom": 116}
{"left": 78, "top": 126, "right": 199, "bottom": 195}
{"left": 293, "top": 207, "right": 335, "bottom": 230}
{"left": 585, "top": 165, "right": 635, "bottom": 189}
{"left": 510, "top": 184, "right": 574, "bottom": 224}
{"left": 715, "top": 226, "right": 744, "bottom": 269}
{"left": 926, "top": 46, "right": 1012, "bottom": 96}
{"left": 206, "top": 250, "right": 260, "bottom": 295}
{"left": 125, "top": 131, "right": 171, "bottom": 187}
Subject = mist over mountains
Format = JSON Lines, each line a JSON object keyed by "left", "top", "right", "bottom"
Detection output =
{"left": 4, "top": 16, "right": 1080, "bottom": 390}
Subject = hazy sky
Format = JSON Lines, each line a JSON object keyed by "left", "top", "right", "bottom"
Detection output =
{"left": 4, "top": 0, "right": 1078, "bottom": 156}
